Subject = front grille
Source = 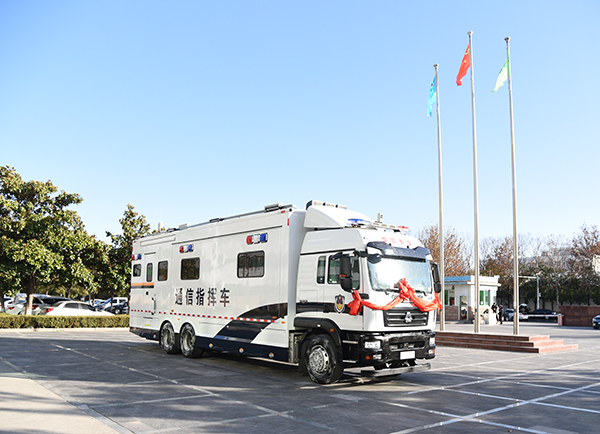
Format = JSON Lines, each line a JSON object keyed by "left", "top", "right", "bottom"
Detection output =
{"left": 384, "top": 308, "right": 428, "bottom": 327}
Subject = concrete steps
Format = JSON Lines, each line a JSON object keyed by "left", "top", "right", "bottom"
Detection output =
{"left": 436, "top": 331, "right": 578, "bottom": 353}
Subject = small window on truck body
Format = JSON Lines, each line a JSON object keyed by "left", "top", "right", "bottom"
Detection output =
{"left": 158, "top": 261, "right": 168, "bottom": 281}
{"left": 133, "top": 264, "right": 142, "bottom": 277}
{"left": 181, "top": 258, "right": 200, "bottom": 280}
{"left": 238, "top": 251, "right": 264, "bottom": 278}
{"left": 146, "top": 263, "right": 153, "bottom": 282}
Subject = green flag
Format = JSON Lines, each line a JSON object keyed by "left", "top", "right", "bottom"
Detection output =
{"left": 492, "top": 60, "right": 508, "bottom": 92}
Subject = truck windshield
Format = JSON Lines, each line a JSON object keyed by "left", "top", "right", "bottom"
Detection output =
{"left": 367, "top": 255, "right": 432, "bottom": 295}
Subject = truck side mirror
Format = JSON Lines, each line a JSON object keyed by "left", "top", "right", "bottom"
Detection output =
{"left": 339, "top": 256, "right": 353, "bottom": 292}
{"left": 431, "top": 262, "right": 442, "bottom": 293}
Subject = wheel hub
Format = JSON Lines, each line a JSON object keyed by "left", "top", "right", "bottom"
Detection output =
{"left": 183, "top": 333, "right": 192, "bottom": 351}
{"left": 308, "top": 345, "right": 330, "bottom": 374}
{"left": 162, "top": 329, "right": 173, "bottom": 345}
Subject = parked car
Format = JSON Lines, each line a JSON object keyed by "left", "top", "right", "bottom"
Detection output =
{"left": 97, "top": 297, "right": 128, "bottom": 311}
{"left": 5, "top": 293, "right": 41, "bottom": 314}
{"left": 31, "top": 296, "right": 72, "bottom": 315}
{"left": 38, "top": 301, "right": 115, "bottom": 316}
{"left": 503, "top": 308, "right": 528, "bottom": 321}
{"left": 4, "top": 300, "right": 24, "bottom": 315}
{"left": 593, "top": 314, "right": 600, "bottom": 329}
{"left": 109, "top": 301, "right": 128, "bottom": 315}
{"left": 528, "top": 309, "right": 558, "bottom": 321}
{"left": 5, "top": 295, "right": 68, "bottom": 315}
{"left": 1, "top": 296, "right": 14, "bottom": 312}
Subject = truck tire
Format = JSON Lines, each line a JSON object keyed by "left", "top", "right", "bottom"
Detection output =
{"left": 305, "top": 334, "right": 343, "bottom": 384}
{"left": 180, "top": 323, "right": 204, "bottom": 358}
{"left": 160, "top": 322, "right": 180, "bottom": 354}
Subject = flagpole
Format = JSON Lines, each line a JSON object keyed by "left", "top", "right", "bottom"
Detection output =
{"left": 434, "top": 63, "right": 445, "bottom": 332}
{"left": 468, "top": 30, "right": 480, "bottom": 333}
{"left": 506, "top": 36, "right": 520, "bottom": 336}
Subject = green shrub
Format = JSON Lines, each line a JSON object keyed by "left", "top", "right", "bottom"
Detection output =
{"left": 0, "top": 313, "right": 129, "bottom": 329}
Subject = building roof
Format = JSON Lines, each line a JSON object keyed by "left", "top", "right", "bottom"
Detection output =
{"left": 444, "top": 275, "right": 501, "bottom": 287}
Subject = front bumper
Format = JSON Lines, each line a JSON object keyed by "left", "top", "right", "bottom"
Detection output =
{"left": 344, "top": 330, "right": 436, "bottom": 367}
{"left": 361, "top": 362, "right": 431, "bottom": 378}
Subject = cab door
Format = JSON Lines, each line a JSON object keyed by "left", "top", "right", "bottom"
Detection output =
{"left": 296, "top": 254, "right": 323, "bottom": 311}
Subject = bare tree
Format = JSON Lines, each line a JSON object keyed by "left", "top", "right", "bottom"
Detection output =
{"left": 569, "top": 224, "right": 600, "bottom": 304}
{"left": 480, "top": 234, "right": 533, "bottom": 305}
{"left": 415, "top": 225, "right": 471, "bottom": 277}
{"left": 536, "top": 234, "right": 571, "bottom": 310}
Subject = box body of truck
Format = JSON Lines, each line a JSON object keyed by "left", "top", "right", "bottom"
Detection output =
{"left": 130, "top": 201, "right": 441, "bottom": 383}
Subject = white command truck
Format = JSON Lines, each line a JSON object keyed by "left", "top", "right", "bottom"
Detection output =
{"left": 130, "top": 201, "right": 442, "bottom": 384}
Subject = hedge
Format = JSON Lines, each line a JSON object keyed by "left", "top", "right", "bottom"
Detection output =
{"left": 0, "top": 313, "right": 130, "bottom": 329}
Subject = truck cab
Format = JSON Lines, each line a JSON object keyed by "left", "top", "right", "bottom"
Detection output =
{"left": 294, "top": 203, "right": 441, "bottom": 383}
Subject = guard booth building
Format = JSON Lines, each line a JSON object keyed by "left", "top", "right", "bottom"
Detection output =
{"left": 443, "top": 276, "right": 500, "bottom": 323}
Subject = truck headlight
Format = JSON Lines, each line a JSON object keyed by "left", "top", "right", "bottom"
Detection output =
{"left": 430, "top": 337, "right": 435, "bottom": 346}
{"left": 363, "top": 340, "right": 381, "bottom": 350}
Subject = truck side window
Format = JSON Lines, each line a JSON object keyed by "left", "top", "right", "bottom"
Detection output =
{"left": 351, "top": 257, "right": 360, "bottom": 290}
{"left": 158, "top": 261, "right": 168, "bottom": 281}
{"left": 317, "top": 256, "right": 326, "bottom": 284}
{"left": 328, "top": 256, "right": 360, "bottom": 289}
{"left": 181, "top": 258, "right": 200, "bottom": 280}
{"left": 146, "top": 263, "right": 153, "bottom": 282}
{"left": 238, "top": 251, "right": 264, "bottom": 278}
{"left": 132, "top": 264, "right": 142, "bottom": 277}
{"left": 328, "top": 257, "right": 340, "bottom": 284}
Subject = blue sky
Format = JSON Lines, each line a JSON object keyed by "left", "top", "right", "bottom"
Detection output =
{"left": 1, "top": 1, "right": 598, "bottom": 244}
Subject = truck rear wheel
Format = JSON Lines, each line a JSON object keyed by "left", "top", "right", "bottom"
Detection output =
{"left": 305, "top": 335, "right": 343, "bottom": 384}
{"left": 160, "top": 322, "right": 180, "bottom": 354}
{"left": 180, "top": 323, "right": 204, "bottom": 358}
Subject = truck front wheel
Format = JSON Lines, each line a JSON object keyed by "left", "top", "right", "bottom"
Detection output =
{"left": 305, "top": 335, "right": 343, "bottom": 384}
{"left": 160, "top": 322, "right": 180, "bottom": 354}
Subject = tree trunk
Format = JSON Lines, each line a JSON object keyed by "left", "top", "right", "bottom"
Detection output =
{"left": 24, "top": 275, "right": 36, "bottom": 315}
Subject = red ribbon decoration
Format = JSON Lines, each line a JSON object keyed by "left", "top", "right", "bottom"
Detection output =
{"left": 347, "top": 278, "right": 443, "bottom": 316}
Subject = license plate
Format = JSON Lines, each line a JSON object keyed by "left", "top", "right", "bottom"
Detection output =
{"left": 400, "top": 350, "right": 416, "bottom": 360}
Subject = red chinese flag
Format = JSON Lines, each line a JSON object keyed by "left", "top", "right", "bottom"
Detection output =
{"left": 456, "top": 43, "right": 471, "bottom": 86}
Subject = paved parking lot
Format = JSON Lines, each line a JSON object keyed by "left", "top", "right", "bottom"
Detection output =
{"left": 1, "top": 323, "right": 598, "bottom": 434}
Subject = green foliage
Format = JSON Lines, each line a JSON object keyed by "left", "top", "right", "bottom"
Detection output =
{"left": 1, "top": 166, "right": 88, "bottom": 312}
{"left": 1, "top": 168, "right": 153, "bottom": 307}
{"left": 0, "top": 313, "right": 129, "bottom": 329}
{"left": 50, "top": 234, "right": 111, "bottom": 299}
{"left": 105, "top": 204, "right": 151, "bottom": 297}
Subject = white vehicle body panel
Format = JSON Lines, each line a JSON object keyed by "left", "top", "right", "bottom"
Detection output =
{"left": 131, "top": 206, "right": 306, "bottom": 357}
{"left": 130, "top": 202, "right": 439, "bottom": 376}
